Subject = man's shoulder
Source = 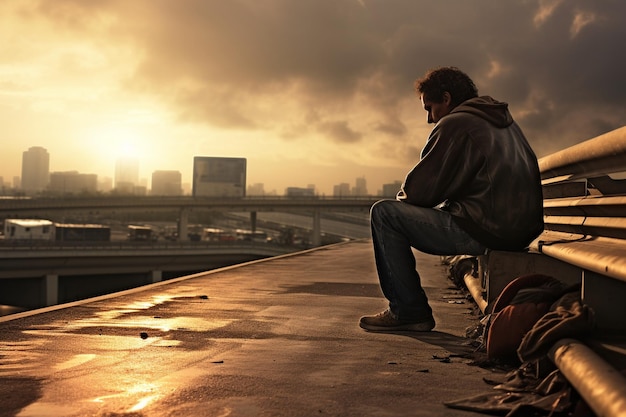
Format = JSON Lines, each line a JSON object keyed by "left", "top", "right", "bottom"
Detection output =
{"left": 435, "top": 111, "right": 487, "bottom": 132}
{"left": 442, "top": 110, "right": 488, "bottom": 123}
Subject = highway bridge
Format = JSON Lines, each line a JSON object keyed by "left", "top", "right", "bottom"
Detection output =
{"left": 0, "top": 196, "right": 378, "bottom": 311}
{"left": 0, "top": 195, "right": 380, "bottom": 245}
{"left": 0, "top": 241, "right": 302, "bottom": 310}
{"left": 0, "top": 195, "right": 380, "bottom": 213}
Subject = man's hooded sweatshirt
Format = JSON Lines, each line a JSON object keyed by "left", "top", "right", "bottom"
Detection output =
{"left": 398, "top": 96, "right": 544, "bottom": 251}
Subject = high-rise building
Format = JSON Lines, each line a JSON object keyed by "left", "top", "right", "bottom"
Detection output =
{"left": 333, "top": 183, "right": 350, "bottom": 197}
{"left": 49, "top": 171, "right": 98, "bottom": 194}
{"left": 353, "top": 176, "right": 368, "bottom": 196}
{"left": 114, "top": 158, "right": 139, "bottom": 194}
{"left": 381, "top": 180, "right": 402, "bottom": 197}
{"left": 151, "top": 170, "right": 182, "bottom": 196}
{"left": 285, "top": 187, "right": 315, "bottom": 197}
{"left": 21, "top": 146, "right": 50, "bottom": 195}
{"left": 192, "top": 157, "right": 246, "bottom": 197}
{"left": 247, "top": 183, "right": 265, "bottom": 196}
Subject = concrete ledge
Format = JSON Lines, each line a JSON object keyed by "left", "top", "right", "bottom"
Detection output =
{"left": 478, "top": 250, "right": 581, "bottom": 306}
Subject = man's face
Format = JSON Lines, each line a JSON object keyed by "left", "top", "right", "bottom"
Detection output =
{"left": 420, "top": 93, "right": 453, "bottom": 124}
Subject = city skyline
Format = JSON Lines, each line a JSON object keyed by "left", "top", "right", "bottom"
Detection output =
{"left": 7, "top": 146, "right": 388, "bottom": 196}
{"left": 1, "top": 2, "right": 624, "bottom": 196}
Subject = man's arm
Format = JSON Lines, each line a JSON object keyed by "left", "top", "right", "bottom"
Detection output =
{"left": 398, "top": 118, "right": 483, "bottom": 207}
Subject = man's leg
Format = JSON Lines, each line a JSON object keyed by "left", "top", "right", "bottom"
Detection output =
{"left": 360, "top": 200, "right": 486, "bottom": 331}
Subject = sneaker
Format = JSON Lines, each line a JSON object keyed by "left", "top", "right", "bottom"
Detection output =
{"left": 359, "top": 309, "right": 435, "bottom": 332}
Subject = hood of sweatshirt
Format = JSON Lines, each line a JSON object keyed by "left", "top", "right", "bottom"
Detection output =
{"left": 450, "top": 96, "right": 513, "bottom": 128}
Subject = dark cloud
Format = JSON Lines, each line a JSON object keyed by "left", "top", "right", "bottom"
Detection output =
{"left": 124, "top": 1, "right": 384, "bottom": 94}
{"left": 173, "top": 86, "right": 259, "bottom": 129}
{"left": 374, "top": 118, "right": 407, "bottom": 137}
{"left": 35, "top": 0, "right": 626, "bottom": 157}
{"left": 317, "top": 120, "right": 362, "bottom": 143}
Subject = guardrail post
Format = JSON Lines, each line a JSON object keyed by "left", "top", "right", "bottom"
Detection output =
{"left": 151, "top": 270, "right": 162, "bottom": 283}
{"left": 44, "top": 274, "right": 58, "bottom": 306}
{"left": 178, "top": 207, "right": 189, "bottom": 242}
{"left": 312, "top": 210, "right": 321, "bottom": 246}
{"left": 250, "top": 211, "right": 257, "bottom": 233}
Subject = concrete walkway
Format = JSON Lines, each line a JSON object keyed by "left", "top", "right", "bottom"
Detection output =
{"left": 0, "top": 240, "right": 498, "bottom": 417}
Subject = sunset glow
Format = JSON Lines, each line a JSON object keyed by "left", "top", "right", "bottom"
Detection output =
{"left": 1, "top": 1, "right": 624, "bottom": 195}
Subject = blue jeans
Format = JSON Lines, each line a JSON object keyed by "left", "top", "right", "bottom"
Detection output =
{"left": 370, "top": 199, "right": 486, "bottom": 321}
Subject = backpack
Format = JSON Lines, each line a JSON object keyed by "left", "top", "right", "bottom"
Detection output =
{"left": 486, "top": 274, "right": 566, "bottom": 362}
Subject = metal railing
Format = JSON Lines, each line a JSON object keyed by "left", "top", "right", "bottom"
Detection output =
{"left": 0, "top": 239, "right": 302, "bottom": 252}
{"left": 532, "top": 126, "right": 626, "bottom": 284}
{"left": 464, "top": 126, "right": 626, "bottom": 417}
{"left": 535, "top": 126, "right": 626, "bottom": 417}
{"left": 0, "top": 195, "right": 382, "bottom": 215}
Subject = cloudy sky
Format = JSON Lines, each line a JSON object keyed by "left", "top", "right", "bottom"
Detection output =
{"left": 1, "top": 0, "right": 624, "bottom": 195}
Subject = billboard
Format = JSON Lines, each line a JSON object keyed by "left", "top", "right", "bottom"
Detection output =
{"left": 192, "top": 157, "right": 246, "bottom": 197}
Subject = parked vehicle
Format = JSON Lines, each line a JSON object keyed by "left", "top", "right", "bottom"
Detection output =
{"left": 3, "top": 219, "right": 53, "bottom": 240}
{"left": 127, "top": 225, "right": 156, "bottom": 241}
{"left": 54, "top": 223, "right": 111, "bottom": 242}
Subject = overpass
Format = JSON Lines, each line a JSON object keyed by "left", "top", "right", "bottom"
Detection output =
{"left": 0, "top": 197, "right": 379, "bottom": 310}
{"left": 0, "top": 196, "right": 380, "bottom": 246}
{"left": 0, "top": 241, "right": 301, "bottom": 310}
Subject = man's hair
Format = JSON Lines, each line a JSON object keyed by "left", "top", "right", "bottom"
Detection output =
{"left": 414, "top": 66, "right": 478, "bottom": 107}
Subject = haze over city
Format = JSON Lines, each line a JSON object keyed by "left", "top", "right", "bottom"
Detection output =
{"left": 1, "top": 1, "right": 624, "bottom": 195}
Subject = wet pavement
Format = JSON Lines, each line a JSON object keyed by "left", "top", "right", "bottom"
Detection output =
{"left": 0, "top": 240, "right": 498, "bottom": 417}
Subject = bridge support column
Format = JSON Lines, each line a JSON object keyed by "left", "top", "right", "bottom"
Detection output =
{"left": 312, "top": 210, "right": 321, "bottom": 247}
{"left": 45, "top": 274, "right": 58, "bottom": 306}
{"left": 250, "top": 211, "right": 257, "bottom": 233}
{"left": 151, "top": 270, "right": 162, "bottom": 283}
{"left": 178, "top": 208, "right": 189, "bottom": 242}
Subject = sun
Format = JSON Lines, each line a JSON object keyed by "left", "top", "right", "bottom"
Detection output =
{"left": 118, "top": 140, "right": 139, "bottom": 157}
{"left": 88, "top": 125, "right": 145, "bottom": 162}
